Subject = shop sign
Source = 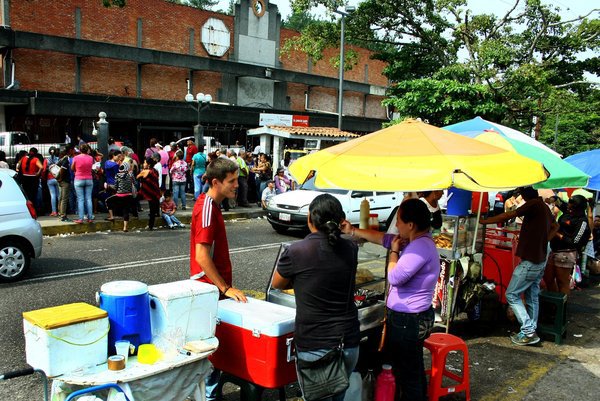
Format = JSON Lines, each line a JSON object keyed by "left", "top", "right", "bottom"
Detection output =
{"left": 259, "top": 113, "right": 310, "bottom": 127}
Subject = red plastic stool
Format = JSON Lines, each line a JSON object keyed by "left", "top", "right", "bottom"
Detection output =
{"left": 424, "top": 333, "right": 471, "bottom": 401}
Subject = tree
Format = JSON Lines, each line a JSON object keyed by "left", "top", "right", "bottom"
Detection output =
{"left": 289, "top": 1, "right": 599, "bottom": 150}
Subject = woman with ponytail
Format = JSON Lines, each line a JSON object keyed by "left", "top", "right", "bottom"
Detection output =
{"left": 272, "top": 193, "right": 360, "bottom": 401}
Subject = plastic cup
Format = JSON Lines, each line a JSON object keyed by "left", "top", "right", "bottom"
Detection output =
{"left": 137, "top": 344, "right": 161, "bottom": 365}
{"left": 115, "top": 340, "right": 131, "bottom": 365}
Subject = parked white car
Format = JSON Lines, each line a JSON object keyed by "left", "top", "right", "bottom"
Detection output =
{"left": 266, "top": 175, "right": 403, "bottom": 233}
{"left": 0, "top": 169, "right": 43, "bottom": 282}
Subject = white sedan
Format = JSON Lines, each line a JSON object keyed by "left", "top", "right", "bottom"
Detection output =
{"left": 0, "top": 169, "right": 43, "bottom": 282}
{"left": 265, "top": 176, "right": 402, "bottom": 233}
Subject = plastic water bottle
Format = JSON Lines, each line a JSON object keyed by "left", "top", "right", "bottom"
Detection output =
{"left": 362, "top": 369, "right": 375, "bottom": 401}
{"left": 374, "top": 364, "right": 396, "bottom": 401}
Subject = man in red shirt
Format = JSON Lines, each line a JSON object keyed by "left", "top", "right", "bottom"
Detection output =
{"left": 185, "top": 139, "right": 198, "bottom": 194}
{"left": 190, "top": 156, "right": 246, "bottom": 302}
{"left": 190, "top": 157, "right": 246, "bottom": 401}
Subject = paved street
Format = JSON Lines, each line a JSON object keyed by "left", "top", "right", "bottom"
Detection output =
{"left": 1, "top": 217, "right": 599, "bottom": 400}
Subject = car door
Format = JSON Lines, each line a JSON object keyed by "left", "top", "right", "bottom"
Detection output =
{"left": 348, "top": 190, "right": 375, "bottom": 224}
{"left": 371, "top": 191, "right": 403, "bottom": 222}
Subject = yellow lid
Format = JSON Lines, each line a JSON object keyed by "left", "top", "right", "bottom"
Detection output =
{"left": 23, "top": 302, "right": 108, "bottom": 330}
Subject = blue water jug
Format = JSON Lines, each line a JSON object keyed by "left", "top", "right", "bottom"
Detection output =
{"left": 98, "top": 280, "right": 152, "bottom": 355}
{"left": 446, "top": 187, "right": 471, "bottom": 216}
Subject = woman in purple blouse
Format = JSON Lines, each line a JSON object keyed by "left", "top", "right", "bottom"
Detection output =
{"left": 341, "top": 198, "right": 440, "bottom": 401}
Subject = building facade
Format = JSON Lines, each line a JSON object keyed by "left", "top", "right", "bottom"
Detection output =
{"left": 0, "top": 0, "right": 388, "bottom": 152}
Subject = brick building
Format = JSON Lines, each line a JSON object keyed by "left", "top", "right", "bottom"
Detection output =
{"left": 0, "top": 0, "right": 388, "bottom": 152}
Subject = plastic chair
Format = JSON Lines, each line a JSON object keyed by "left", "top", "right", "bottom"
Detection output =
{"left": 538, "top": 290, "right": 568, "bottom": 345}
{"left": 424, "top": 333, "right": 471, "bottom": 401}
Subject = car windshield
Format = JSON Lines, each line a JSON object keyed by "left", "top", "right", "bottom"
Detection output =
{"left": 13, "top": 133, "right": 31, "bottom": 145}
{"left": 299, "top": 173, "right": 347, "bottom": 195}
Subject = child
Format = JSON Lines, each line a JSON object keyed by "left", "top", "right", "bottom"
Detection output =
{"left": 137, "top": 157, "right": 161, "bottom": 230}
{"left": 160, "top": 192, "right": 184, "bottom": 229}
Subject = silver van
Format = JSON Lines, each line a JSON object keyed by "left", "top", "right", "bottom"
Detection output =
{"left": 0, "top": 169, "right": 43, "bottom": 282}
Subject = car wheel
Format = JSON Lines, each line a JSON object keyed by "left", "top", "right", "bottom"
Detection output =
{"left": 0, "top": 240, "right": 31, "bottom": 282}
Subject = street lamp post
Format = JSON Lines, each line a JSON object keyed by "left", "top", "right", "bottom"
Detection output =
{"left": 333, "top": 6, "right": 355, "bottom": 131}
{"left": 185, "top": 79, "right": 212, "bottom": 147}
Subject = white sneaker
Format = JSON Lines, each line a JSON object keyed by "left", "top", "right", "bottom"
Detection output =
{"left": 169, "top": 225, "right": 174, "bottom": 229}
{"left": 178, "top": 223, "right": 185, "bottom": 228}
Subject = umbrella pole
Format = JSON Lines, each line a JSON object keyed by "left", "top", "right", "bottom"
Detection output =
{"left": 472, "top": 192, "right": 484, "bottom": 255}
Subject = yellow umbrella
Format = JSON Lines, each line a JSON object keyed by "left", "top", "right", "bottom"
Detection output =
{"left": 289, "top": 119, "right": 549, "bottom": 191}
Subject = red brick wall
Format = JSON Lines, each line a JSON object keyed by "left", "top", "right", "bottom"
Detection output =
{"left": 81, "top": 57, "right": 137, "bottom": 97}
{"left": 308, "top": 87, "right": 337, "bottom": 114}
{"left": 10, "top": 0, "right": 234, "bottom": 56}
{"left": 280, "top": 29, "right": 388, "bottom": 87}
{"left": 287, "top": 82, "right": 308, "bottom": 112}
{"left": 366, "top": 96, "right": 387, "bottom": 119}
{"left": 14, "top": 49, "right": 75, "bottom": 93}
{"left": 8, "top": 1, "right": 386, "bottom": 120}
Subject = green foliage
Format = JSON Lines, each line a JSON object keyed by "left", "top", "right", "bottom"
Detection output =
{"left": 384, "top": 73, "right": 505, "bottom": 126}
{"left": 102, "top": 0, "right": 126, "bottom": 7}
{"left": 184, "top": 0, "right": 219, "bottom": 9}
{"left": 282, "top": 9, "right": 319, "bottom": 31}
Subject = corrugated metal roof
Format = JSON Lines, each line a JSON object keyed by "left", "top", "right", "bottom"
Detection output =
{"left": 264, "top": 126, "right": 360, "bottom": 138}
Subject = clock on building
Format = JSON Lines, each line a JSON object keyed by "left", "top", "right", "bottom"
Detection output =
{"left": 252, "top": 0, "right": 266, "bottom": 18}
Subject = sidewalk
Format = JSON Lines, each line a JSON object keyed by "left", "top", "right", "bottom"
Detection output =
{"left": 38, "top": 196, "right": 267, "bottom": 236}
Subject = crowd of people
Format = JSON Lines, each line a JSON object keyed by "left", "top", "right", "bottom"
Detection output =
{"left": 0, "top": 138, "right": 306, "bottom": 231}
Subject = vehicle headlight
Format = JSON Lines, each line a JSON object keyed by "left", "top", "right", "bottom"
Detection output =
{"left": 299, "top": 205, "right": 310, "bottom": 214}
{"left": 267, "top": 198, "right": 276, "bottom": 208}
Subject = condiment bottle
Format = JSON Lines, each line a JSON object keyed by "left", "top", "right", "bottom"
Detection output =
{"left": 374, "top": 364, "right": 396, "bottom": 401}
{"left": 360, "top": 198, "right": 370, "bottom": 229}
{"left": 369, "top": 213, "right": 379, "bottom": 231}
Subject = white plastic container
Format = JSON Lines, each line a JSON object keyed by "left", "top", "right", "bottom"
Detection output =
{"left": 148, "top": 280, "right": 219, "bottom": 343}
{"left": 23, "top": 303, "right": 109, "bottom": 377}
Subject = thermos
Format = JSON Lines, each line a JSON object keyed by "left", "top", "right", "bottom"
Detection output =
{"left": 362, "top": 369, "right": 375, "bottom": 401}
{"left": 374, "top": 364, "right": 396, "bottom": 401}
{"left": 360, "top": 198, "right": 370, "bottom": 229}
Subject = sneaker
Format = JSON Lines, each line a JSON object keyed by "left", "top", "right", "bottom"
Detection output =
{"left": 60, "top": 216, "right": 71, "bottom": 222}
{"left": 181, "top": 206, "right": 187, "bottom": 210}
{"left": 178, "top": 223, "right": 185, "bottom": 228}
{"left": 510, "top": 332, "right": 540, "bottom": 346}
{"left": 73, "top": 219, "right": 84, "bottom": 224}
{"left": 169, "top": 225, "right": 174, "bottom": 229}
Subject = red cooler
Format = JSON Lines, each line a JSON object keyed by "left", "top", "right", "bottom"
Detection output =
{"left": 210, "top": 297, "right": 296, "bottom": 388}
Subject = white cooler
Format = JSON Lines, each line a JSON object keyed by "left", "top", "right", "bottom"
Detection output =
{"left": 148, "top": 280, "right": 219, "bottom": 343}
{"left": 23, "top": 302, "right": 109, "bottom": 377}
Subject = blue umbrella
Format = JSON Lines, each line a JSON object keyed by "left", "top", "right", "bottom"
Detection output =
{"left": 564, "top": 149, "right": 600, "bottom": 190}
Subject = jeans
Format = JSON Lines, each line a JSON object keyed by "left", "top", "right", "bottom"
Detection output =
{"left": 237, "top": 175, "right": 248, "bottom": 206}
{"left": 386, "top": 307, "right": 434, "bottom": 401}
{"left": 74, "top": 179, "right": 93, "bottom": 220}
{"left": 172, "top": 181, "right": 186, "bottom": 209}
{"left": 193, "top": 174, "right": 204, "bottom": 200}
{"left": 296, "top": 346, "right": 359, "bottom": 401}
{"left": 47, "top": 178, "right": 59, "bottom": 213}
{"left": 162, "top": 213, "right": 182, "bottom": 227}
{"left": 58, "top": 181, "right": 70, "bottom": 217}
{"left": 205, "top": 366, "right": 220, "bottom": 401}
{"left": 506, "top": 259, "right": 547, "bottom": 335}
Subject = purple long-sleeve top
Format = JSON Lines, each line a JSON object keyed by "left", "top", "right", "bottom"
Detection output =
{"left": 382, "top": 233, "right": 440, "bottom": 313}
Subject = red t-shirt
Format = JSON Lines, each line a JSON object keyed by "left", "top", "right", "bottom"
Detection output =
{"left": 190, "top": 193, "right": 232, "bottom": 286}
{"left": 185, "top": 144, "right": 198, "bottom": 164}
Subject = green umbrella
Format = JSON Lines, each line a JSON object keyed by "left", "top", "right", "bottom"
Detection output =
{"left": 470, "top": 131, "right": 589, "bottom": 189}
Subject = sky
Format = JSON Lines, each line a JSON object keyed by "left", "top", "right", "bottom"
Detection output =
{"left": 214, "top": 0, "right": 597, "bottom": 21}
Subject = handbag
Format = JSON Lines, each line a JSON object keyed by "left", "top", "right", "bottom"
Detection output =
{"left": 296, "top": 340, "right": 349, "bottom": 401}
{"left": 553, "top": 250, "right": 577, "bottom": 269}
{"left": 295, "top": 263, "right": 355, "bottom": 401}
